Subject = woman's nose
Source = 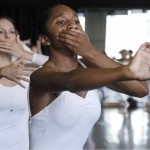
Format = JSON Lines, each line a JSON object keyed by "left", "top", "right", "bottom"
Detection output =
{"left": 67, "top": 23, "right": 78, "bottom": 30}
{"left": 4, "top": 32, "right": 10, "bottom": 39}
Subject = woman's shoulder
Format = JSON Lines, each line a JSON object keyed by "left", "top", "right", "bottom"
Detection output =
{"left": 30, "top": 65, "right": 58, "bottom": 80}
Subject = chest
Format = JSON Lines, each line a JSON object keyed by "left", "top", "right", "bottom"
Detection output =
{"left": 0, "top": 85, "right": 28, "bottom": 109}
{"left": 46, "top": 90, "right": 101, "bottom": 128}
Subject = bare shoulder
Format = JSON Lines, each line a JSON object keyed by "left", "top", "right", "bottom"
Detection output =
{"left": 31, "top": 65, "right": 55, "bottom": 79}
{"left": 30, "top": 66, "right": 59, "bottom": 91}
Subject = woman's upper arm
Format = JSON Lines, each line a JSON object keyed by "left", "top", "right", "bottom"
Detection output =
{"left": 30, "top": 67, "right": 68, "bottom": 92}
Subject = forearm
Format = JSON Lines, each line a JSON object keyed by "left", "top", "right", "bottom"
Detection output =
{"left": 107, "top": 81, "right": 148, "bottom": 97}
{"left": 82, "top": 48, "right": 148, "bottom": 97}
{"left": 32, "top": 66, "right": 132, "bottom": 93}
{"left": 65, "top": 66, "right": 131, "bottom": 92}
{"left": 82, "top": 47, "right": 121, "bottom": 68}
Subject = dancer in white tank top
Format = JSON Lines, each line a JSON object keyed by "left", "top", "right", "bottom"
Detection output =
{"left": 0, "top": 81, "right": 29, "bottom": 150}
{"left": 29, "top": 4, "right": 150, "bottom": 150}
{"left": 0, "top": 17, "right": 37, "bottom": 150}
{"left": 29, "top": 61, "right": 101, "bottom": 150}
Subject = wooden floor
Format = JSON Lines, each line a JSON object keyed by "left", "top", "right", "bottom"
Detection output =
{"left": 84, "top": 107, "right": 150, "bottom": 149}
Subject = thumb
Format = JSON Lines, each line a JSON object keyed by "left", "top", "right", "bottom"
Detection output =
{"left": 16, "top": 34, "right": 22, "bottom": 44}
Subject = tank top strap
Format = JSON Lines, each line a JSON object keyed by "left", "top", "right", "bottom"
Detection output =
{"left": 78, "top": 59, "right": 87, "bottom": 68}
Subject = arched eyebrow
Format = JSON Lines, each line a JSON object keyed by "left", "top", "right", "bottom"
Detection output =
{"left": 53, "top": 12, "right": 78, "bottom": 20}
{"left": 0, "top": 27, "right": 15, "bottom": 30}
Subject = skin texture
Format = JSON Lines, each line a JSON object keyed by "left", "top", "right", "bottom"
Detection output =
{"left": 0, "top": 12, "right": 148, "bottom": 92}
{"left": 0, "top": 18, "right": 36, "bottom": 88}
{"left": 28, "top": 4, "right": 150, "bottom": 116}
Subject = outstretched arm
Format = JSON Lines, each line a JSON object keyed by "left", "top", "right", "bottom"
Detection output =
{"left": 31, "top": 42, "right": 150, "bottom": 95}
{"left": 57, "top": 29, "right": 149, "bottom": 97}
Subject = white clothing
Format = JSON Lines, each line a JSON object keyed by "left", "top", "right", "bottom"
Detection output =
{"left": 29, "top": 90, "right": 101, "bottom": 150}
{"left": 0, "top": 81, "right": 29, "bottom": 150}
{"left": 31, "top": 53, "right": 48, "bottom": 66}
{"left": 11, "top": 42, "right": 48, "bottom": 66}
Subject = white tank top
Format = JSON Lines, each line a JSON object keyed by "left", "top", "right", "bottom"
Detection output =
{"left": 29, "top": 60, "right": 101, "bottom": 150}
{"left": 0, "top": 81, "right": 29, "bottom": 150}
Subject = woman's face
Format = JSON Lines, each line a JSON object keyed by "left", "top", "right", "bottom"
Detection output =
{"left": 45, "top": 5, "right": 83, "bottom": 48}
{"left": 0, "top": 19, "right": 17, "bottom": 42}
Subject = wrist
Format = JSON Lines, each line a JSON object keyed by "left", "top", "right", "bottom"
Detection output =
{"left": 85, "top": 46, "right": 100, "bottom": 61}
{"left": 23, "top": 50, "right": 33, "bottom": 61}
{"left": 121, "top": 65, "right": 135, "bottom": 80}
{"left": 0, "top": 67, "right": 4, "bottom": 78}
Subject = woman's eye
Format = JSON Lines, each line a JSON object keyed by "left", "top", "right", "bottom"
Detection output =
{"left": 74, "top": 20, "right": 80, "bottom": 24}
{"left": 57, "top": 20, "right": 65, "bottom": 25}
{"left": 10, "top": 31, "right": 16, "bottom": 34}
{"left": 0, "top": 31, "right": 4, "bottom": 34}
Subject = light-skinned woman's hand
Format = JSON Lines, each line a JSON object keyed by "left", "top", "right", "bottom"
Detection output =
{"left": 0, "top": 35, "right": 33, "bottom": 60}
{"left": 0, "top": 56, "right": 36, "bottom": 88}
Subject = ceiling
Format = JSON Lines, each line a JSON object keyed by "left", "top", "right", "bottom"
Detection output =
{"left": 0, "top": 0, "right": 149, "bottom": 42}
{"left": 1, "top": 0, "right": 150, "bottom": 9}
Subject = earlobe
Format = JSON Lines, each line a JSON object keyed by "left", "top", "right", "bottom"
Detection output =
{"left": 39, "top": 35, "right": 51, "bottom": 46}
{"left": 46, "top": 42, "right": 51, "bottom": 46}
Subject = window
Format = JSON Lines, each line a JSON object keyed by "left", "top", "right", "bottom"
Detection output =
{"left": 78, "top": 13, "right": 85, "bottom": 31}
{"left": 105, "top": 10, "right": 150, "bottom": 59}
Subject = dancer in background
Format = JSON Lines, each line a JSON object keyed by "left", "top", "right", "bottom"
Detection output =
{"left": 0, "top": 16, "right": 37, "bottom": 149}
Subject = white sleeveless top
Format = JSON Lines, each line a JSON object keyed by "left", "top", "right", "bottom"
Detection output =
{"left": 29, "top": 60, "right": 101, "bottom": 150}
{"left": 0, "top": 81, "right": 29, "bottom": 150}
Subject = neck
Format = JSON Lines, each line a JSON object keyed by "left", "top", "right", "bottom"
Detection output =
{"left": 45, "top": 49, "right": 79, "bottom": 72}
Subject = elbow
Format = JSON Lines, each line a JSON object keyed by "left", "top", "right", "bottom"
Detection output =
{"left": 140, "top": 88, "right": 149, "bottom": 98}
{"left": 63, "top": 80, "right": 77, "bottom": 93}
{"left": 63, "top": 72, "right": 81, "bottom": 93}
{"left": 135, "top": 87, "right": 149, "bottom": 98}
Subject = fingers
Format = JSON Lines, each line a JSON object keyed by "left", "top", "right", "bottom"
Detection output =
{"left": 13, "top": 60, "right": 36, "bottom": 78}
{"left": 17, "top": 81, "right": 26, "bottom": 88}
{"left": 59, "top": 43, "right": 74, "bottom": 52}
{"left": 14, "top": 56, "right": 24, "bottom": 66}
{"left": 140, "top": 43, "right": 147, "bottom": 51}
{"left": 0, "top": 48, "right": 12, "bottom": 54}
{"left": 21, "top": 71, "right": 31, "bottom": 76}
{"left": 58, "top": 36, "right": 79, "bottom": 47}
{"left": 140, "top": 42, "right": 150, "bottom": 50}
{"left": 58, "top": 30, "right": 83, "bottom": 47}
{"left": 20, "top": 77, "right": 30, "bottom": 82}
{"left": 0, "top": 41, "right": 12, "bottom": 50}
{"left": 15, "top": 73, "right": 30, "bottom": 88}
{"left": 58, "top": 29, "right": 84, "bottom": 40}
{"left": 16, "top": 71, "right": 31, "bottom": 78}
{"left": 22, "top": 66, "right": 37, "bottom": 72}
{"left": 15, "top": 74, "right": 30, "bottom": 82}
{"left": 58, "top": 32, "right": 76, "bottom": 42}
{"left": 1, "top": 60, "right": 33, "bottom": 88}
{"left": 13, "top": 78, "right": 26, "bottom": 89}
{"left": 16, "top": 67, "right": 35, "bottom": 78}
{"left": 61, "top": 29, "right": 85, "bottom": 35}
